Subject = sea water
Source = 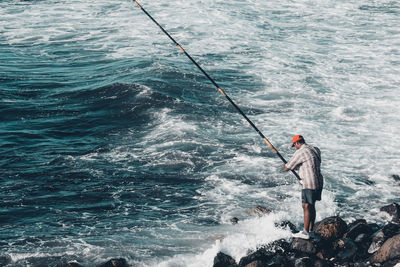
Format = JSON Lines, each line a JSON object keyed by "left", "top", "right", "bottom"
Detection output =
{"left": 1, "top": 0, "right": 399, "bottom": 266}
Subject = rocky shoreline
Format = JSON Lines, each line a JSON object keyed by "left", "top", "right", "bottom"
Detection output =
{"left": 214, "top": 203, "right": 400, "bottom": 267}
{"left": 1, "top": 203, "right": 399, "bottom": 267}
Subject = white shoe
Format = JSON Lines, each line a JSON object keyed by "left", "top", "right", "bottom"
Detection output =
{"left": 292, "top": 230, "right": 310, "bottom": 240}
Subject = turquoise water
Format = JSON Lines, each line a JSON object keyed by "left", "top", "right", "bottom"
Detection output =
{"left": 1, "top": 0, "right": 400, "bottom": 266}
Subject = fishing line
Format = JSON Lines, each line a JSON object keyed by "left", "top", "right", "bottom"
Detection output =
{"left": 133, "top": 0, "right": 301, "bottom": 182}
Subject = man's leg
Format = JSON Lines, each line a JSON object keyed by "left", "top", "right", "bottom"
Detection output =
{"left": 302, "top": 203, "right": 311, "bottom": 232}
{"left": 309, "top": 204, "right": 316, "bottom": 232}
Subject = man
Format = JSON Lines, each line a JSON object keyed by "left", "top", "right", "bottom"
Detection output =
{"left": 284, "top": 135, "right": 323, "bottom": 239}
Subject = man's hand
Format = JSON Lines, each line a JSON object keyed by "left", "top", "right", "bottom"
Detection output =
{"left": 283, "top": 163, "right": 289, "bottom": 171}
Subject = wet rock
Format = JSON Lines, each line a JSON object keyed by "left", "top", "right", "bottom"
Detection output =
{"left": 391, "top": 174, "right": 400, "bottom": 181}
{"left": 353, "top": 233, "right": 372, "bottom": 259}
{"left": 380, "top": 203, "right": 400, "bottom": 223}
{"left": 314, "top": 216, "right": 347, "bottom": 241}
{"left": 238, "top": 239, "right": 290, "bottom": 266}
{"left": 382, "top": 259, "right": 400, "bottom": 267}
{"left": 368, "top": 230, "right": 386, "bottom": 254}
{"left": 98, "top": 258, "right": 129, "bottom": 267}
{"left": 344, "top": 219, "right": 373, "bottom": 240}
{"left": 275, "top": 220, "right": 298, "bottom": 233}
{"left": 370, "top": 233, "right": 400, "bottom": 263}
{"left": 243, "top": 253, "right": 291, "bottom": 267}
{"left": 334, "top": 238, "right": 357, "bottom": 262}
{"left": 352, "top": 262, "right": 370, "bottom": 267}
{"left": 246, "top": 205, "right": 272, "bottom": 217}
{"left": 368, "top": 223, "right": 400, "bottom": 254}
{"left": 291, "top": 238, "right": 317, "bottom": 255}
{"left": 382, "top": 222, "right": 400, "bottom": 237}
{"left": 243, "top": 260, "right": 263, "bottom": 267}
{"left": 314, "top": 258, "right": 333, "bottom": 267}
{"left": 294, "top": 256, "right": 332, "bottom": 267}
{"left": 230, "top": 217, "right": 239, "bottom": 225}
{"left": 294, "top": 256, "right": 312, "bottom": 267}
{"left": 213, "top": 252, "right": 237, "bottom": 267}
{"left": 315, "top": 247, "right": 336, "bottom": 262}
{"left": 368, "top": 223, "right": 381, "bottom": 233}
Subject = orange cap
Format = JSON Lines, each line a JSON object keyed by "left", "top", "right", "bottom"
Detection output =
{"left": 292, "top": 135, "right": 304, "bottom": 147}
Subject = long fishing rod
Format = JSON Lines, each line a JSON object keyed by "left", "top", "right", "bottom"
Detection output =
{"left": 133, "top": 0, "right": 301, "bottom": 182}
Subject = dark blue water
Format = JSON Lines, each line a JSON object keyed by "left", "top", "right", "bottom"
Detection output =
{"left": 1, "top": 0, "right": 400, "bottom": 266}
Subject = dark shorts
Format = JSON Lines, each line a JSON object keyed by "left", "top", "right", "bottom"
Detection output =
{"left": 302, "top": 188, "right": 322, "bottom": 205}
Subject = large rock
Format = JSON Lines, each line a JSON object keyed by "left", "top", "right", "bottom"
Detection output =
{"left": 238, "top": 239, "right": 290, "bottom": 266}
{"left": 343, "top": 219, "right": 373, "bottom": 240}
{"left": 370, "top": 233, "right": 400, "bottom": 263}
{"left": 243, "top": 260, "right": 263, "bottom": 267}
{"left": 368, "top": 223, "right": 400, "bottom": 254}
{"left": 382, "top": 223, "right": 400, "bottom": 237}
{"left": 334, "top": 238, "right": 358, "bottom": 262}
{"left": 314, "top": 216, "right": 347, "bottom": 241}
{"left": 380, "top": 203, "right": 400, "bottom": 223}
{"left": 291, "top": 238, "right": 317, "bottom": 255}
{"left": 294, "top": 256, "right": 332, "bottom": 267}
{"left": 213, "top": 252, "right": 237, "bottom": 267}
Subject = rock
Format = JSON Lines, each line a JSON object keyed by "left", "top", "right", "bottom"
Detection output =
{"left": 354, "top": 233, "right": 373, "bottom": 259}
{"left": 383, "top": 259, "right": 400, "bottom": 267}
{"left": 243, "top": 260, "right": 263, "bottom": 267}
{"left": 334, "top": 238, "right": 357, "bottom": 262}
{"left": 213, "top": 252, "right": 237, "bottom": 267}
{"left": 238, "top": 239, "right": 290, "bottom": 266}
{"left": 368, "top": 223, "right": 381, "bottom": 235}
{"left": 294, "top": 256, "right": 332, "bottom": 267}
{"left": 344, "top": 219, "right": 373, "bottom": 240}
{"left": 391, "top": 174, "right": 400, "bottom": 181}
{"left": 294, "top": 257, "right": 312, "bottom": 267}
{"left": 275, "top": 220, "right": 298, "bottom": 233}
{"left": 342, "top": 219, "right": 374, "bottom": 259}
{"left": 291, "top": 238, "right": 317, "bottom": 255}
{"left": 368, "top": 223, "right": 400, "bottom": 254}
{"left": 380, "top": 203, "right": 400, "bottom": 223}
{"left": 314, "top": 216, "right": 347, "bottom": 241}
{"left": 368, "top": 230, "right": 386, "bottom": 254}
{"left": 315, "top": 247, "right": 336, "bottom": 261}
{"left": 230, "top": 217, "right": 239, "bottom": 225}
{"left": 246, "top": 205, "right": 272, "bottom": 217}
{"left": 371, "top": 233, "right": 400, "bottom": 263}
{"left": 314, "top": 258, "right": 333, "bottom": 267}
{"left": 382, "top": 223, "right": 400, "bottom": 237}
{"left": 98, "top": 258, "right": 129, "bottom": 267}
{"left": 352, "top": 262, "right": 370, "bottom": 267}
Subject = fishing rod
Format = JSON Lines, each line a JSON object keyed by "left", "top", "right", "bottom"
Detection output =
{"left": 133, "top": 0, "right": 301, "bottom": 182}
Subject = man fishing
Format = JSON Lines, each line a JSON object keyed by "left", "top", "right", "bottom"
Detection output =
{"left": 133, "top": 0, "right": 325, "bottom": 240}
{"left": 284, "top": 135, "right": 323, "bottom": 239}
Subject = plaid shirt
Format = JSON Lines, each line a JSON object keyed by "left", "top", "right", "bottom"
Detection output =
{"left": 285, "top": 144, "right": 323, "bottom": 190}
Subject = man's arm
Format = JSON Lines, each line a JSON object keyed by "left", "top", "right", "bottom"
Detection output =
{"left": 283, "top": 150, "right": 303, "bottom": 171}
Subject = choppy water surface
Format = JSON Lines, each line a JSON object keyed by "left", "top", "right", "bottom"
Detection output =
{"left": 1, "top": 0, "right": 399, "bottom": 266}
